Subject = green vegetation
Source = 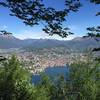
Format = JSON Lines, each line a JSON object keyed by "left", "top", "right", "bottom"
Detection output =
{"left": 0, "top": 0, "right": 99, "bottom": 100}
{"left": 0, "top": 55, "right": 100, "bottom": 100}
{"left": 0, "top": 55, "right": 34, "bottom": 100}
{"left": 67, "top": 59, "right": 100, "bottom": 100}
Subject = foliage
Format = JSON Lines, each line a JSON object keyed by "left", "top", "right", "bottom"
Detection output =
{"left": 0, "top": 0, "right": 99, "bottom": 37}
{"left": 90, "top": 0, "right": 100, "bottom": 16}
{"left": 90, "top": 0, "right": 100, "bottom": 4}
{"left": 38, "top": 57, "right": 100, "bottom": 100}
{"left": 67, "top": 58, "right": 100, "bottom": 100}
{"left": 0, "top": 30, "right": 12, "bottom": 35}
{"left": 85, "top": 26, "right": 100, "bottom": 39}
{"left": 0, "top": 0, "right": 82, "bottom": 37}
{"left": 0, "top": 55, "right": 35, "bottom": 100}
{"left": 83, "top": 26, "right": 100, "bottom": 61}
{"left": 0, "top": 55, "right": 100, "bottom": 100}
{"left": 0, "top": 0, "right": 100, "bottom": 99}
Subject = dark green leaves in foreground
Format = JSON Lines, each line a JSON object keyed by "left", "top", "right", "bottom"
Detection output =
{"left": 83, "top": 26, "right": 100, "bottom": 55}
{"left": 0, "top": 55, "right": 100, "bottom": 100}
{"left": 0, "top": 0, "right": 81, "bottom": 37}
{"left": 84, "top": 26, "right": 100, "bottom": 39}
{"left": 0, "top": 0, "right": 99, "bottom": 37}
{"left": 0, "top": 55, "right": 34, "bottom": 100}
{"left": 0, "top": 30, "right": 13, "bottom": 35}
{"left": 90, "top": 0, "right": 100, "bottom": 4}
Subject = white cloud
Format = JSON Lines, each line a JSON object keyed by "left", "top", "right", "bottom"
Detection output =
{"left": 0, "top": 25, "right": 8, "bottom": 30}
{"left": 42, "top": 34, "right": 77, "bottom": 40}
{"left": 14, "top": 30, "right": 44, "bottom": 39}
{"left": 14, "top": 29, "right": 78, "bottom": 40}
{"left": 68, "top": 25, "right": 79, "bottom": 31}
{"left": 3, "top": 25, "right": 7, "bottom": 29}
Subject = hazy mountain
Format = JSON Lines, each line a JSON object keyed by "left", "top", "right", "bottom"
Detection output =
{"left": 0, "top": 34, "right": 22, "bottom": 48}
{"left": 0, "top": 34, "right": 33, "bottom": 48}
{"left": 0, "top": 34, "right": 99, "bottom": 51}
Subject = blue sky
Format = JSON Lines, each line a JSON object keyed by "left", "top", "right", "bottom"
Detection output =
{"left": 0, "top": 0, "right": 100, "bottom": 40}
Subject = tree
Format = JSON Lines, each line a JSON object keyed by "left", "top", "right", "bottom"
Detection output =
{"left": 83, "top": 26, "right": 100, "bottom": 61}
{"left": 0, "top": 30, "right": 12, "bottom": 35}
{"left": 83, "top": 0, "right": 100, "bottom": 58}
{"left": 0, "top": 1, "right": 100, "bottom": 99}
{"left": 85, "top": 0, "right": 100, "bottom": 38}
{"left": 84, "top": 0, "right": 100, "bottom": 39}
{"left": 0, "top": 0, "right": 99, "bottom": 38}
{"left": 37, "top": 56, "right": 100, "bottom": 100}
{"left": 0, "top": 0, "right": 82, "bottom": 37}
{"left": 66, "top": 57, "right": 100, "bottom": 100}
{"left": 90, "top": 0, "right": 100, "bottom": 16}
{"left": 0, "top": 55, "right": 35, "bottom": 100}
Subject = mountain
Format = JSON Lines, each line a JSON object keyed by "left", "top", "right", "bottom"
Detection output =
{"left": 72, "top": 37, "right": 83, "bottom": 41}
{"left": 0, "top": 35, "right": 99, "bottom": 52}
{"left": 63, "top": 37, "right": 100, "bottom": 51}
{"left": 0, "top": 34, "right": 22, "bottom": 48}
{"left": 0, "top": 34, "right": 33, "bottom": 49}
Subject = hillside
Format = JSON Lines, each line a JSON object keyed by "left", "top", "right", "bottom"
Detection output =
{"left": 0, "top": 34, "right": 99, "bottom": 52}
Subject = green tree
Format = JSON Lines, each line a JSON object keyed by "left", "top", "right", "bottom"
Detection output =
{"left": 0, "top": 55, "right": 53, "bottom": 100}
{"left": 0, "top": 30, "right": 12, "bottom": 35}
{"left": 0, "top": 0, "right": 99, "bottom": 38}
{"left": 66, "top": 57, "right": 100, "bottom": 100}
{"left": 0, "top": 55, "right": 35, "bottom": 100}
{"left": 36, "top": 56, "right": 100, "bottom": 100}
{"left": 90, "top": 0, "right": 100, "bottom": 15}
{"left": 0, "top": 0, "right": 82, "bottom": 37}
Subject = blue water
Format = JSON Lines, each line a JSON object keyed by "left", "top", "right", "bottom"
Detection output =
{"left": 32, "top": 66, "right": 69, "bottom": 84}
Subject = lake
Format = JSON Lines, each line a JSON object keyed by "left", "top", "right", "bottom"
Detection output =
{"left": 32, "top": 66, "right": 69, "bottom": 84}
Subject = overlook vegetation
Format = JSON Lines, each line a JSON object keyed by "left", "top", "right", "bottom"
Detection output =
{"left": 0, "top": 55, "right": 100, "bottom": 100}
{"left": 0, "top": 0, "right": 100, "bottom": 100}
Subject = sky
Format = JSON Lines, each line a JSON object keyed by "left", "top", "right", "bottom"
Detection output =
{"left": 0, "top": 0, "right": 100, "bottom": 40}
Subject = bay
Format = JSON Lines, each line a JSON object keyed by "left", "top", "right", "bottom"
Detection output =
{"left": 31, "top": 66, "right": 69, "bottom": 84}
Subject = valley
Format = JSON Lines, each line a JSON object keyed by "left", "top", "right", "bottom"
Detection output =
{"left": 0, "top": 34, "right": 100, "bottom": 74}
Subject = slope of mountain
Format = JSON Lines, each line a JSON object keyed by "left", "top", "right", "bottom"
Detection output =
{"left": 24, "top": 37, "right": 100, "bottom": 51}
{"left": 0, "top": 34, "right": 22, "bottom": 48}
{"left": 0, "top": 35, "right": 99, "bottom": 52}
{"left": 0, "top": 34, "right": 33, "bottom": 48}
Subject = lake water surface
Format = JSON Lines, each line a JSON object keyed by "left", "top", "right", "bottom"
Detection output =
{"left": 32, "top": 66, "right": 69, "bottom": 84}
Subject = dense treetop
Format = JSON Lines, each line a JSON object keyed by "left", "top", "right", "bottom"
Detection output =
{"left": 0, "top": 0, "right": 99, "bottom": 38}
{"left": 0, "top": 0, "right": 82, "bottom": 37}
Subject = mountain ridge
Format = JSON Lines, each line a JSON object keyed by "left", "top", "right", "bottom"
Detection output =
{"left": 0, "top": 35, "right": 99, "bottom": 50}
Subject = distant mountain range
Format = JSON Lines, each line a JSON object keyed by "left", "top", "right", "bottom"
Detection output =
{"left": 0, "top": 34, "right": 100, "bottom": 51}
